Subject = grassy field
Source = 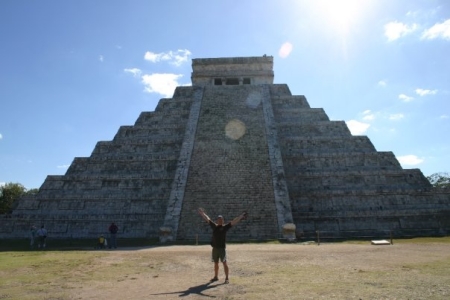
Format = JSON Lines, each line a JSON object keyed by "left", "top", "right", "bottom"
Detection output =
{"left": 0, "top": 237, "right": 449, "bottom": 299}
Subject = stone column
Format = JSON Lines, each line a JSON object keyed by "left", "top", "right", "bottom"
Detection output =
{"left": 261, "top": 84, "right": 294, "bottom": 236}
{"left": 160, "top": 86, "right": 204, "bottom": 242}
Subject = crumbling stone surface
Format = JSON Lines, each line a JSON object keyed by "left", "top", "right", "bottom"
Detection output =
{"left": 2, "top": 88, "right": 195, "bottom": 238}
{"left": 1, "top": 56, "right": 449, "bottom": 240}
{"left": 176, "top": 84, "right": 280, "bottom": 242}
{"left": 269, "top": 84, "right": 449, "bottom": 238}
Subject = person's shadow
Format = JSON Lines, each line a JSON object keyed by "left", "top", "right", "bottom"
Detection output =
{"left": 150, "top": 281, "right": 225, "bottom": 298}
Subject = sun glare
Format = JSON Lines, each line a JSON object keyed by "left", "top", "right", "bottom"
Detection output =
{"left": 313, "top": 0, "right": 371, "bottom": 34}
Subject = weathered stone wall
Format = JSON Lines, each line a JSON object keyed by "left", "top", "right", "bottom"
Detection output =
{"left": 161, "top": 86, "right": 204, "bottom": 242}
{"left": 177, "top": 85, "right": 279, "bottom": 241}
{"left": 192, "top": 56, "right": 274, "bottom": 86}
{"left": 1, "top": 57, "right": 449, "bottom": 241}
{"left": 1, "top": 87, "right": 196, "bottom": 238}
{"left": 269, "top": 84, "right": 450, "bottom": 238}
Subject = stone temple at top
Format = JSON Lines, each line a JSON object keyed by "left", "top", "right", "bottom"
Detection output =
{"left": 2, "top": 56, "right": 449, "bottom": 241}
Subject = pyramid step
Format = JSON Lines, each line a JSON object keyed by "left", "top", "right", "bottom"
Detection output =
{"left": 282, "top": 151, "right": 400, "bottom": 168}
{"left": 271, "top": 95, "right": 310, "bottom": 108}
{"left": 91, "top": 139, "right": 184, "bottom": 155}
{"left": 66, "top": 160, "right": 177, "bottom": 175}
{"left": 277, "top": 121, "right": 351, "bottom": 137}
{"left": 274, "top": 108, "right": 330, "bottom": 123}
{"left": 279, "top": 136, "right": 376, "bottom": 154}
{"left": 269, "top": 84, "right": 292, "bottom": 96}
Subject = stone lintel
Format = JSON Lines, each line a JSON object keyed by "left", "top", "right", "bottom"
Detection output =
{"left": 192, "top": 56, "right": 274, "bottom": 86}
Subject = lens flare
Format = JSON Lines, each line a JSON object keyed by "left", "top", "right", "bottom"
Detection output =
{"left": 225, "top": 119, "right": 246, "bottom": 140}
{"left": 245, "top": 91, "right": 262, "bottom": 108}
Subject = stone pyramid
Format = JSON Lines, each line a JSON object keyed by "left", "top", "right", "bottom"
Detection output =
{"left": 2, "top": 56, "right": 449, "bottom": 242}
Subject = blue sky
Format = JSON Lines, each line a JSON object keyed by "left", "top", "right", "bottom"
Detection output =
{"left": 1, "top": 0, "right": 449, "bottom": 189}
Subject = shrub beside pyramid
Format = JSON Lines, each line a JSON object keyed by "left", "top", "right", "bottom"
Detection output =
{"left": 2, "top": 56, "right": 449, "bottom": 241}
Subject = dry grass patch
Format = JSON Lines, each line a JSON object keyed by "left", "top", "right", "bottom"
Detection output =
{"left": 0, "top": 238, "right": 449, "bottom": 299}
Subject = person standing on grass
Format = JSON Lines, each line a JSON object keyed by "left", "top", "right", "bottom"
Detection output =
{"left": 197, "top": 208, "right": 248, "bottom": 284}
{"left": 108, "top": 222, "right": 118, "bottom": 249}
{"left": 36, "top": 225, "right": 47, "bottom": 249}
{"left": 30, "top": 225, "right": 37, "bottom": 249}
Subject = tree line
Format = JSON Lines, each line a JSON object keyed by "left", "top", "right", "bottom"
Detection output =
{"left": 0, "top": 183, "right": 38, "bottom": 214}
{"left": 426, "top": 172, "right": 450, "bottom": 189}
{"left": 1, "top": 172, "right": 450, "bottom": 215}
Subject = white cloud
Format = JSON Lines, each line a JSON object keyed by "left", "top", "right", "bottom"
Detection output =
{"left": 360, "top": 110, "right": 405, "bottom": 122}
{"left": 399, "top": 94, "right": 414, "bottom": 102}
{"left": 378, "top": 80, "right": 387, "bottom": 87}
{"left": 278, "top": 42, "right": 293, "bottom": 58}
{"left": 57, "top": 165, "right": 70, "bottom": 169}
{"left": 0, "top": 133, "right": 2, "bottom": 140}
{"left": 141, "top": 73, "right": 183, "bottom": 97}
{"left": 397, "top": 154, "right": 424, "bottom": 166}
{"left": 406, "top": 10, "right": 419, "bottom": 18}
{"left": 421, "top": 19, "right": 450, "bottom": 40}
{"left": 144, "top": 52, "right": 165, "bottom": 62}
{"left": 346, "top": 120, "right": 370, "bottom": 135}
{"left": 389, "top": 113, "right": 404, "bottom": 121}
{"left": 362, "top": 113, "right": 375, "bottom": 121}
{"left": 124, "top": 68, "right": 142, "bottom": 78}
{"left": 440, "top": 114, "right": 449, "bottom": 119}
{"left": 384, "top": 21, "right": 418, "bottom": 41}
{"left": 144, "top": 49, "right": 191, "bottom": 66}
{"left": 0, "top": 182, "right": 5, "bottom": 187}
{"left": 99, "top": 55, "right": 104, "bottom": 62}
{"left": 171, "top": 50, "right": 192, "bottom": 66}
{"left": 415, "top": 88, "right": 437, "bottom": 96}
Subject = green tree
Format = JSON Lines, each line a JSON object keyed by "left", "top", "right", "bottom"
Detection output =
{"left": 426, "top": 172, "right": 450, "bottom": 189}
{"left": 0, "top": 182, "right": 27, "bottom": 214}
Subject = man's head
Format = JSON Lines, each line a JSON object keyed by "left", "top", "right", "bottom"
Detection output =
{"left": 216, "top": 215, "right": 224, "bottom": 225}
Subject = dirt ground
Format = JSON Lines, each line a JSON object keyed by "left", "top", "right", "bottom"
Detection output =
{"left": 67, "top": 241, "right": 450, "bottom": 300}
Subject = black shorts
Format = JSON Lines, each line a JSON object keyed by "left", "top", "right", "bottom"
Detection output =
{"left": 211, "top": 248, "right": 227, "bottom": 263}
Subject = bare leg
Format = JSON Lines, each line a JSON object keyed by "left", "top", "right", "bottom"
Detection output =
{"left": 214, "top": 261, "right": 219, "bottom": 278}
{"left": 223, "top": 261, "right": 229, "bottom": 280}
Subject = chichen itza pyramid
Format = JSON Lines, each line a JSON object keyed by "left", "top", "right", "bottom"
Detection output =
{"left": 2, "top": 56, "right": 449, "bottom": 242}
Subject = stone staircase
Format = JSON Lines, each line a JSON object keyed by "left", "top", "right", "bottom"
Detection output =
{"left": 176, "top": 85, "right": 280, "bottom": 242}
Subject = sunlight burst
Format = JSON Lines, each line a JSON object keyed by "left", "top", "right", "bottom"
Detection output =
{"left": 312, "top": 0, "right": 372, "bottom": 34}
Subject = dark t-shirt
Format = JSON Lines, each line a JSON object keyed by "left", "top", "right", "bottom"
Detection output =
{"left": 109, "top": 224, "right": 118, "bottom": 234}
{"left": 209, "top": 220, "right": 232, "bottom": 248}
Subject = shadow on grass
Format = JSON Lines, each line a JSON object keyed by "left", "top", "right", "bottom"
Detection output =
{"left": 150, "top": 281, "right": 225, "bottom": 298}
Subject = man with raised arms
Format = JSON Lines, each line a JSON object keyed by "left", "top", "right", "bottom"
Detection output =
{"left": 197, "top": 208, "right": 248, "bottom": 284}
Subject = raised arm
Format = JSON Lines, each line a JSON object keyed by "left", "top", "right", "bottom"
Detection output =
{"left": 230, "top": 211, "right": 248, "bottom": 226}
{"left": 198, "top": 208, "right": 211, "bottom": 223}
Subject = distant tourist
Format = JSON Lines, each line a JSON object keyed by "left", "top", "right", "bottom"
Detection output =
{"left": 97, "top": 235, "right": 106, "bottom": 249}
{"left": 30, "top": 225, "right": 37, "bottom": 249}
{"left": 108, "top": 222, "right": 118, "bottom": 249}
{"left": 197, "top": 208, "right": 248, "bottom": 284}
{"left": 36, "top": 225, "right": 47, "bottom": 249}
